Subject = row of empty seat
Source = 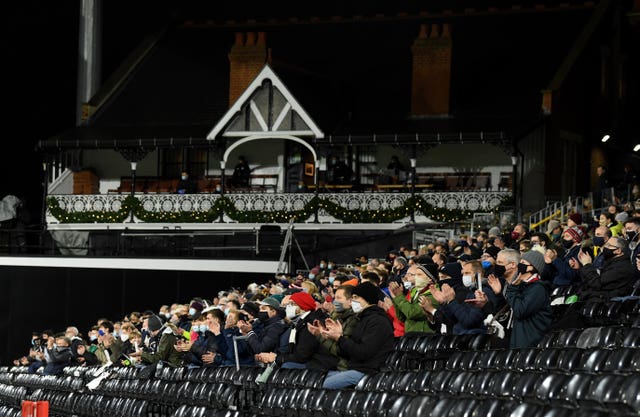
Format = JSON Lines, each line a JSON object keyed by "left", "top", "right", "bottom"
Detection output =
{"left": 0, "top": 321, "right": 638, "bottom": 416}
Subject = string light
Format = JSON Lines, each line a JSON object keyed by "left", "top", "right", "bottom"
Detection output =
{"left": 48, "top": 195, "right": 512, "bottom": 224}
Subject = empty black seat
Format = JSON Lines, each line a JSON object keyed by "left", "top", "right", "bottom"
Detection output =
{"left": 602, "top": 347, "right": 640, "bottom": 373}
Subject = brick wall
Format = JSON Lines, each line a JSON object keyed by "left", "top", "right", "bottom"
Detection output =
{"left": 411, "top": 24, "right": 452, "bottom": 116}
{"left": 228, "top": 32, "right": 268, "bottom": 106}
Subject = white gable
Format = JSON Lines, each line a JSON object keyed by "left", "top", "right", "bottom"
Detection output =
{"left": 207, "top": 65, "right": 324, "bottom": 140}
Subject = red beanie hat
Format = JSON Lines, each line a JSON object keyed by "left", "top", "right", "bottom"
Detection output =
{"left": 565, "top": 226, "right": 584, "bottom": 243}
{"left": 290, "top": 291, "right": 317, "bottom": 312}
{"left": 568, "top": 213, "right": 583, "bottom": 225}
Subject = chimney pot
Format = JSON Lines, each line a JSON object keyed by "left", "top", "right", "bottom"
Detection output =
{"left": 246, "top": 32, "right": 257, "bottom": 45}
{"left": 419, "top": 24, "right": 428, "bottom": 39}
{"left": 429, "top": 24, "right": 440, "bottom": 38}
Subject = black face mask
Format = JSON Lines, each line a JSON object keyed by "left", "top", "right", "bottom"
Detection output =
{"left": 602, "top": 247, "right": 617, "bottom": 260}
{"left": 257, "top": 312, "right": 270, "bottom": 323}
{"left": 493, "top": 264, "right": 506, "bottom": 277}
{"left": 562, "top": 239, "right": 574, "bottom": 249}
{"left": 517, "top": 263, "right": 531, "bottom": 275}
{"left": 592, "top": 236, "right": 605, "bottom": 247}
{"left": 626, "top": 230, "right": 638, "bottom": 242}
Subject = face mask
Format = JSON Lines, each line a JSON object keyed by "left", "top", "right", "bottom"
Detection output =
{"left": 113, "top": 332, "right": 119, "bottom": 339}
{"left": 189, "top": 308, "right": 197, "bottom": 317}
{"left": 319, "top": 263, "right": 326, "bottom": 269}
{"left": 351, "top": 300, "right": 363, "bottom": 313}
{"left": 511, "top": 231, "right": 520, "bottom": 240}
{"left": 462, "top": 275, "right": 475, "bottom": 288}
{"left": 286, "top": 304, "right": 298, "bottom": 320}
{"left": 602, "top": 247, "right": 617, "bottom": 260}
{"left": 551, "top": 233, "right": 561, "bottom": 240}
{"left": 517, "top": 263, "right": 531, "bottom": 275}
{"left": 90, "top": 335, "right": 97, "bottom": 342}
{"left": 493, "top": 264, "right": 506, "bottom": 277}
{"left": 328, "top": 265, "right": 333, "bottom": 270}
{"left": 257, "top": 312, "right": 270, "bottom": 322}
{"left": 481, "top": 260, "right": 492, "bottom": 269}
{"left": 223, "top": 308, "right": 230, "bottom": 316}
{"left": 199, "top": 325, "right": 209, "bottom": 333}
{"left": 332, "top": 300, "right": 345, "bottom": 313}
{"left": 120, "top": 333, "right": 130, "bottom": 342}
{"left": 328, "top": 276, "right": 335, "bottom": 284}
{"left": 163, "top": 313, "right": 172, "bottom": 320}
{"left": 181, "top": 175, "right": 187, "bottom": 180}
{"left": 403, "top": 281, "right": 412, "bottom": 290}
{"left": 562, "top": 239, "right": 574, "bottom": 249}
{"left": 626, "top": 230, "right": 638, "bottom": 242}
{"left": 593, "top": 236, "right": 605, "bottom": 247}
{"left": 308, "top": 273, "right": 315, "bottom": 280}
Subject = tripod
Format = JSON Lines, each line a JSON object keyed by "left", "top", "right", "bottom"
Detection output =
{"left": 276, "top": 219, "right": 309, "bottom": 275}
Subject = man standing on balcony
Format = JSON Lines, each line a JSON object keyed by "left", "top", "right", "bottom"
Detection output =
{"left": 593, "top": 165, "right": 610, "bottom": 208}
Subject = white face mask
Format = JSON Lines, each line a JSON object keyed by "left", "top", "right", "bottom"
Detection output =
{"left": 462, "top": 274, "right": 474, "bottom": 288}
{"left": 351, "top": 300, "right": 363, "bottom": 313}
{"left": 189, "top": 308, "right": 197, "bottom": 317}
{"left": 120, "top": 333, "right": 129, "bottom": 342}
{"left": 286, "top": 304, "right": 298, "bottom": 319}
{"left": 181, "top": 175, "right": 187, "bottom": 181}
{"left": 403, "top": 281, "right": 412, "bottom": 290}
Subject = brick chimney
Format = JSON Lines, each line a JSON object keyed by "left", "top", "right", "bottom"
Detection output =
{"left": 410, "top": 24, "right": 452, "bottom": 116}
{"left": 228, "top": 32, "right": 268, "bottom": 106}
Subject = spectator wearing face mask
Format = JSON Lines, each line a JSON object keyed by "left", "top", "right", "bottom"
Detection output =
{"left": 308, "top": 285, "right": 358, "bottom": 371}
{"left": 421, "top": 261, "right": 489, "bottom": 335}
{"left": 43, "top": 335, "right": 73, "bottom": 376}
{"left": 241, "top": 297, "right": 287, "bottom": 355}
{"left": 543, "top": 226, "right": 583, "bottom": 287}
{"left": 388, "top": 265, "right": 439, "bottom": 335}
{"left": 256, "top": 291, "right": 337, "bottom": 371}
{"left": 505, "top": 250, "right": 552, "bottom": 348}
{"left": 179, "top": 309, "right": 227, "bottom": 368}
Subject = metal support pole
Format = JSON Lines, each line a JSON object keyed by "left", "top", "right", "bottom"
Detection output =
{"left": 130, "top": 161, "right": 137, "bottom": 222}
{"left": 219, "top": 160, "right": 226, "bottom": 223}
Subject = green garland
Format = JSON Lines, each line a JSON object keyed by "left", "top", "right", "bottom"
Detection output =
{"left": 47, "top": 195, "right": 512, "bottom": 224}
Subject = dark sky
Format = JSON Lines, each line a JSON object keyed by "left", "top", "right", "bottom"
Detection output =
{"left": 2, "top": 2, "right": 174, "bottom": 222}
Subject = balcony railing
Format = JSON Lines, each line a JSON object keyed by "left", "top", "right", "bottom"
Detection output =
{"left": 46, "top": 191, "right": 511, "bottom": 228}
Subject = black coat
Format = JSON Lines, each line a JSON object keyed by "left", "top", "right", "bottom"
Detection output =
{"left": 579, "top": 255, "right": 636, "bottom": 302}
{"left": 247, "top": 315, "right": 286, "bottom": 354}
{"left": 336, "top": 305, "right": 394, "bottom": 373}
{"left": 277, "top": 309, "right": 338, "bottom": 371}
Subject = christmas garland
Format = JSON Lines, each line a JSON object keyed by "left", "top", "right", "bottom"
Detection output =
{"left": 47, "top": 195, "right": 512, "bottom": 224}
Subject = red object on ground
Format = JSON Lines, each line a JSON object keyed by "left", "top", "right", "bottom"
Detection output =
{"left": 21, "top": 400, "right": 49, "bottom": 417}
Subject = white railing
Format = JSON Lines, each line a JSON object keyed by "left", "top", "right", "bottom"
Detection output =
{"left": 47, "top": 191, "right": 511, "bottom": 226}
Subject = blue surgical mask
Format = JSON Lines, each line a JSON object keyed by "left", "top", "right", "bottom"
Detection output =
{"left": 189, "top": 308, "right": 197, "bottom": 317}
{"left": 90, "top": 335, "right": 97, "bottom": 342}
{"left": 328, "top": 276, "right": 335, "bottom": 284}
{"left": 308, "top": 273, "right": 315, "bottom": 280}
{"left": 332, "top": 300, "right": 345, "bottom": 313}
{"left": 481, "top": 260, "right": 492, "bottom": 269}
{"left": 199, "top": 324, "right": 209, "bottom": 333}
{"left": 224, "top": 308, "right": 230, "bottom": 316}
{"left": 181, "top": 175, "right": 187, "bottom": 181}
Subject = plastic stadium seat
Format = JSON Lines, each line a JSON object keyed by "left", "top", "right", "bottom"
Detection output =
{"left": 509, "top": 402, "right": 547, "bottom": 417}
{"left": 534, "top": 348, "right": 561, "bottom": 372}
{"left": 535, "top": 373, "right": 570, "bottom": 405}
{"left": 578, "top": 349, "right": 612, "bottom": 374}
{"left": 602, "top": 347, "right": 640, "bottom": 373}
{"left": 386, "top": 394, "right": 420, "bottom": 417}
{"left": 576, "top": 326, "right": 623, "bottom": 349}
{"left": 514, "top": 348, "right": 541, "bottom": 371}
{"left": 555, "top": 348, "right": 585, "bottom": 373}
{"left": 485, "top": 370, "right": 520, "bottom": 399}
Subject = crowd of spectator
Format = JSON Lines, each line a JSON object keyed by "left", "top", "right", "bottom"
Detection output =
{"left": 12, "top": 204, "right": 640, "bottom": 389}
